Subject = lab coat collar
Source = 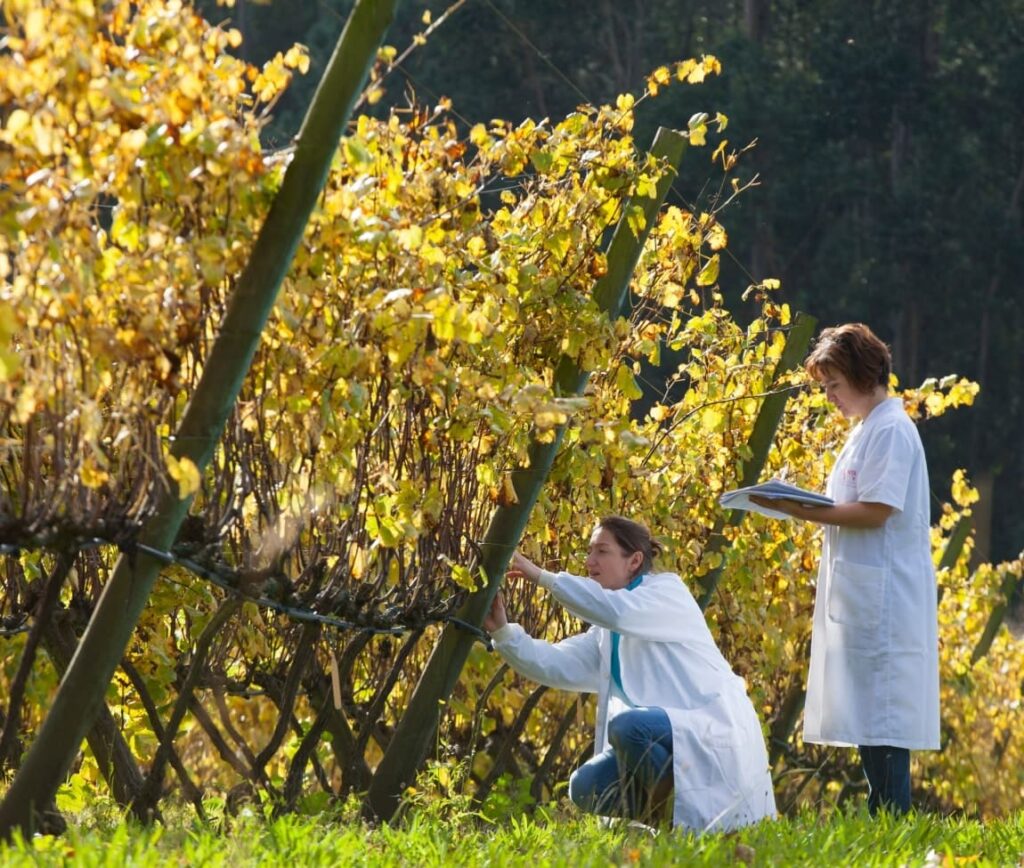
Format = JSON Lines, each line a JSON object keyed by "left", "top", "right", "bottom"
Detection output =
{"left": 861, "top": 395, "right": 901, "bottom": 427}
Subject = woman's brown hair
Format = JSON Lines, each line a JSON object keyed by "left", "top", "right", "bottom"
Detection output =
{"left": 597, "top": 515, "right": 662, "bottom": 576}
{"left": 804, "top": 323, "right": 892, "bottom": 394}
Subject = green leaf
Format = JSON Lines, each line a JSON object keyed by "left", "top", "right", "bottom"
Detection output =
{"left": 450, "top": 563, "right": 479, "bottom": 591}
{"left": 626, "top": 203, "right": 646, "bottom": 238}
{"left": 530, "top": 150, "right": 554, "bottom": 173}
{"left": 615, "top": 364, "right": 643, "bottom": 400}
{"left": 344, "top": 137, "right": 372, "bottom": 165}
{"left": 111, "top": 210, "right": 140, "bottom": 252}
{"left": 701, "top": 407, "right": 725, "bottom": 432}
{"left": 636, "top": 173, "right": 659, "bottom": 199}
{"left": 543, "top": 229, "right": 571, "bottom": 260}
{"left": 696, "top": 254, "right": 719, "bottom": 286}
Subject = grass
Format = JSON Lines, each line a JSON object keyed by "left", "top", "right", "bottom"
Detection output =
{"left": 2, "top": 803, "right": 1023, "bottom": 867}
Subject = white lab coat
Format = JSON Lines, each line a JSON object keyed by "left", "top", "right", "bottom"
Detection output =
{"left": 490, "top": 570, "right": 777, "bottom": 832}
{"left": 803, "top": 397, "right": 940, "bottom": 749}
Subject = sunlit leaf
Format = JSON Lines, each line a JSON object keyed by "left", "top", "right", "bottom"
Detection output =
{"left": 696, "top": 254, "right": 720, "bottom": 285}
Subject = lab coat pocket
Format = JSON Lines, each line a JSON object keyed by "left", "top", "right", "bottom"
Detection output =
{"left": 828, "top": 558, "right": 884, "bottom": 631}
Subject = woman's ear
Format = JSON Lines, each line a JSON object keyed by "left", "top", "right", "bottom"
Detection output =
{"left": 628, "top": 550, "right": 644, "bottom": 575}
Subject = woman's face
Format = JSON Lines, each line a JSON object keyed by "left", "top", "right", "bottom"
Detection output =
{"left": 585, "top": 527, "right": 644, "bottom": 591}
{"left": 817, "top": 367, "right": 874, "bottom": 420}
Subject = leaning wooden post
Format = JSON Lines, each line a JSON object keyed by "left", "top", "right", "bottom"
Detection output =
{"left": 0, "top": 0, "right": 399, "bottom": 838}
{"left": 935, "top": 514, "right": 973, "bottom": 605}
{"left": 696, "top": 312, "right": 817, "bottom": 609}
{"left": 970, "top": 566, "right": 1021, "bottom": 666}
{"left": 366, "top": 127, "right": 688, "bottom": 822}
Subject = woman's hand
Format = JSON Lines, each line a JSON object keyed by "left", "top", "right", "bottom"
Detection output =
{"left": 482, "top": 591, "right": 508, "bottom": 633}
{"left": 507, "top": 550, "right": 542, "bottom": 583}
{"left": 750, "top": 495, "right": 816, "bottom": 518}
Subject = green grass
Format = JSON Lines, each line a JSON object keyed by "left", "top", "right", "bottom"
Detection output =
{"left": 3, "top": 805, "right": 1024, "bottom": 867}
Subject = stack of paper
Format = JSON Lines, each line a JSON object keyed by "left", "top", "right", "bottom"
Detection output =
{"left": 719, "top": 479, "right": 834, "bottom": 520}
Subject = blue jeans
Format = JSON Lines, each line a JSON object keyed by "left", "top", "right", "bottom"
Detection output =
{"left": 568, "top": 707, "right": 673, "bottom": 819}
{"left": 858, "top": 744, "right": 911, "bottom": 815}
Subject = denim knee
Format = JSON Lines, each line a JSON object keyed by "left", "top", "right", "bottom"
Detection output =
{"left": 568, "top": 765, "right": 594, "bottom": 808}
{"left": 606, "top": 709, "right": 643, "bottom": 752}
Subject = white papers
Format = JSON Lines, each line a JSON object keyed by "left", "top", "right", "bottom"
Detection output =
{"left": 718, "top": 479, "right": 834, "bottom": 519}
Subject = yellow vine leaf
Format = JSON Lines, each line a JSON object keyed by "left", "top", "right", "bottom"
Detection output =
{"left": 951, "top": 469, "right": 980, "bottom": 508}
{"left": 696, "top": 254, "right": 720, "bottom": 286}
{"left": 166, "top": 454, "right": 201, "bottom": 499}
{"left": 80, "top": 455, "right": 109, "bottom": 489}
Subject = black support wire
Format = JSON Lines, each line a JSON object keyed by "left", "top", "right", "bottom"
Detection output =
{"left": 0, "top": 537, "right": 492, "bottom": 649}
{"left": 480, "top": 0, "right": 591, "bottom": 105}
{"left": 0, "top": 624, "right": 29, "bottom": 638}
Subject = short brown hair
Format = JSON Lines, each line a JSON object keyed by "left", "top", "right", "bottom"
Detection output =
{"left": 596, "top": 515, "right": 662, "bottom": 576}
{"left": 804, "top": 323, "right": 891, "bottom": 394}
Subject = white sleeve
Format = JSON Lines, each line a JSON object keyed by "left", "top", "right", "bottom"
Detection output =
{"left": 489, "top": 623, "right": 602, "bottom": 693}
{"left": 856, "top": 422, "right": 917, "bottom": 512}
{"left": 546, "top": 572, "right": 701, "bottom": 642}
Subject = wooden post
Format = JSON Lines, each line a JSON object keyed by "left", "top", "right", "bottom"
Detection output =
{"left": 697, "top": 312, "right": 817, "bottom": 609}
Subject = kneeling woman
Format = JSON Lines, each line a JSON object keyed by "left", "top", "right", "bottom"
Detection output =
{"left": 483, "top": 516, "right": 776, "bottom": 831}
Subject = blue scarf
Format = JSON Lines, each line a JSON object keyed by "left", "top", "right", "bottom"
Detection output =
{"left": 610, "top": 574, "right": 644, "bottom": 702}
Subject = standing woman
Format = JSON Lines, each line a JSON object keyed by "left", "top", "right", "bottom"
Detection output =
{"left": 751, "top": 323, "right": 940, "bottom": 814}
{"left": 483, "top": 515, "right": 776, "bottom": 831}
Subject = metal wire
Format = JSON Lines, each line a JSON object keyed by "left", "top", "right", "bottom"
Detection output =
{"left": 0, "top": 536, "right": 493, "bottom": 649}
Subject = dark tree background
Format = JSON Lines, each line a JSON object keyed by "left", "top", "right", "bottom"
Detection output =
{"left": 197, "top": 0, "right": 1024, "bottom": 563}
